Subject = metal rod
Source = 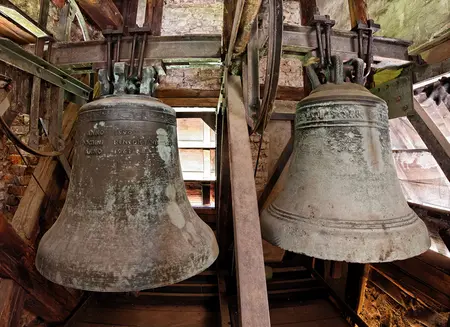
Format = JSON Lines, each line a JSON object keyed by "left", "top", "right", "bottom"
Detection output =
{"left": 315, "top": 23, "right": 324, "bottom": 67}
{"left": 137, "top": 33, "right": 147, "bottom": 80}
{"left": 128, "top": 33, "right": 137, "bottom": 77}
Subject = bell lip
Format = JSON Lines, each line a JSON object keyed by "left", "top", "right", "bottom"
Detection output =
{"left": 35, "top": 250, "right": 218, "bottom": 292}
{"left": 299, "top": 82, "right": 387, "bottom": 107}
{"left": 79, "top": 94, "right": 175, "bottom": 116}
{"left": 261, "top": 205, "right": 431, "bottom": 263}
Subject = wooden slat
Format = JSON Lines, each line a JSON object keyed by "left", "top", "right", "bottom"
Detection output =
{"left": 371, "top": 263, "right": 450, "bottom": 310}
{"left": 80, "top": 306, "right": 217, "bottom": 326}
{"left": 269, "top": 300, "right": 340, "bottom": 325}
{"left": 0, "top": 214, "right": 81, "bottom": 322}
{"left": 226, "top": 75, "right": 271, "bottom": 327}
{"left": 392, "top": 256, "right": 450, "bottom": 297}
{"left": 408, "top": 98, "right": 450, "bottom": 181}
{"left": 0, "top": 279, "right": 26, "bottom": 327}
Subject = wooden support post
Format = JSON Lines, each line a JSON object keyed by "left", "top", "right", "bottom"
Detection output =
{"left": 408, "top": 99, "right": 450, "bottom": 181}
{"left": 226, "top": 75, "right": 271, "bottom": 327}
{"left": 217, "top": 107, "right": 233, "bottom": 269}
{"left": 12, "top": 102, "right": 79, "bottom": 245}
{"left": 77, "top": 0, "right": 123, "bottom": 30}
{"left": 299, "top": 0, "right": 318, "bottom": 26}
{"left": 202, "top": 183, "right": 211, "bottom": 206}
{"left": 0, "top": 214, "right": 81, "bottom": 323}
{"left": 146, "top": 0, "right": 164, "bottom": 36}
{"left": 217, "top": 273, "right": 231, "bottom": 327}
{"left": 347, "top": 0, "right": 368, "bottom": 29}
{"left": 29, "top": 76, "right": 41, "bottom": 149}
{"left": 48, "top": 86, "right": 64, "bottom": 149}
{"left": 0, "top": 280, "right": 26, "bottom": 327}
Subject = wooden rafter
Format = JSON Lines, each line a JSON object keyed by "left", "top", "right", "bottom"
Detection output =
{"left": 77, "top": 0, "right": 123, "bottom": 30}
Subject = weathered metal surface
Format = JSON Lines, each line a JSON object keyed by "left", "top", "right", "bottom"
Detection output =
{"left": 77, "top": 0, "right": 123, "bottom": 30}
{"left": 36, "top": 95, "right": 218, "bottom": 292}
{"left": 261, "top": 83, "right": 430, "bottom": 263}
{"left": 226, "top": 76, "right": 271, "bottom": 327}
{"left": 24, "top": 35, "right": 222, "bottom": 69}
{"left": 370, "top": 74, "right": 414, "bottom": 119}
{"left": 283, "top": 25, "right": 411, "bottom": 65}
{"left": 0, "top": 38, "right": 91, "bottom": 99}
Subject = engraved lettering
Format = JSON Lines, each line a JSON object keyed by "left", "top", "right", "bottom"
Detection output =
{"left": 87, "top": 129, "right": 105, "bottom": 136}
{"left": 84, "top": 139, "right": 104, "bottom": 146}
{"left": 85, "top": 148, "right": 103, "bottom": 155}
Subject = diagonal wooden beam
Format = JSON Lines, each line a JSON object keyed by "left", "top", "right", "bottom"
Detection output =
{"left": 11, "top": 102, "right": 79, "bottom": 245}
{"left": 0, "top": 279, "right": 26, "bottom": 327}
{"left": 76, "top": 0, "right": 123, "bottom": 30}
{"left": 226, "top": 75, "right": 271, "bottom": 327}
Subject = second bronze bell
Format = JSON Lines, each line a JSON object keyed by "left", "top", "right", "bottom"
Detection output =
{"left": 261, "top": 83, "right": 430, "bottom": 263}
{"left": 35, "top": 95, "right": 219, "bottom": 292}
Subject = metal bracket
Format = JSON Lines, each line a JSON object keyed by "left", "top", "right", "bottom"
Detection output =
{"left": 99, "top": 62, "right": 156, "bottom": 96}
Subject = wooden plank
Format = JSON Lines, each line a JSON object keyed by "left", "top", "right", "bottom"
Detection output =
{"left": 273, "top": 317, "right": 349, "bottom": 327}
{"left": 371, "top": 263, "right": 450, "bottom": 310}
{"left": 160, "top": 98, "right": 219, "bottom": 107}
{"left": 0, "top": 279, "right": 26, "bottom": 327}
{"left": 392, "top": 256, "right": 450, "bottom": 297}
{"left": 77, "top": 0, "right": 123, "bottom": 29}
{"left": 269, "top": 300, "right": 340, "bottom": 325}
{"left": 217, "top": 108, "right": 233, "bottom": 269}
{"left": 347, "top": 0, "right": 368, "bottom": 29}
{"left": 217, "top": 274, "right": 231, "bottom": 327}
{"left": 11, "top": 102, "right": 79, "bottom": 244}
{"left": 29, "top": 76, "right": 41, "bottom": 149}
{"left": 80, "top": 307, "right": 217, "bottom": 326}
{"left": 226, "top": 75, "right": 271, "bottom": 327}
{"left": 150, "top": 0, "right": 163, "bottom": 36}
{"left": 0, "top": 214, "right": 81, "bottom": 323}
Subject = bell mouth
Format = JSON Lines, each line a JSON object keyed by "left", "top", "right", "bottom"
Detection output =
{"left": 261, "top": 204, "right": 431, "bottom": 263}
{"left": 299, "top": 82, "right": 387, "bottom": 106}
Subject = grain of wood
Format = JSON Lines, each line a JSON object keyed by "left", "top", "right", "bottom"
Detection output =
{"left": 0, "top": 279, "right": 26, "bottom": 327}
{"left": 226, "top": 75, "right": 271, "bottom": 327}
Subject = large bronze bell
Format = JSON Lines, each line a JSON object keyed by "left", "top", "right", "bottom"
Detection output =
{"left": 261, "top": 83, "right": 430, "bottom": 263}
{"left": 36, "top": 95, "right": 219, "bottom": 291}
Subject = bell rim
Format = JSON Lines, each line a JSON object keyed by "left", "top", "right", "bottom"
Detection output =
{"left": 261, "top": 204, "right": 431, "bottom": 263}
{"left": 35, "top": 242, "right": 219, "bottom": 292}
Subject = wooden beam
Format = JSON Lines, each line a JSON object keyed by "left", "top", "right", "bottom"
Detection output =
{"left": 0, "top": 214, "right": 81, "bottom": 323}
{"left": 299, "top": 0, "right": 318, "bottom": 26}
{"left": 347, "top": 0, "right": 368, "bottom": 29}
{"left": 76, "top": 0, "right": 123, "bottom": 30}
{"left": 226, "top": 75, "right": 271, "bottom": 327}
{"left": 12, "top": 102, "right": 79, "bottom": 245}
{"left": 0, "top": 16, "right": 35, "bottom": 44}
{"left": 159, "top": 97, "right": 219, "bottom": 107}
{"left": 148, "top": 0, "right": 164, "bottom": 36}
{"left": 407, "top": 98, "right": 450, "bottom": 181}
{"left": 0, "top": 279, "right": 26, "bottom": 327}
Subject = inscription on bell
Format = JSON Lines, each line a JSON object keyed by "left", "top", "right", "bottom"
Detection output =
{"left": 88, "top": 129, "right": 105, "bottom": 136}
